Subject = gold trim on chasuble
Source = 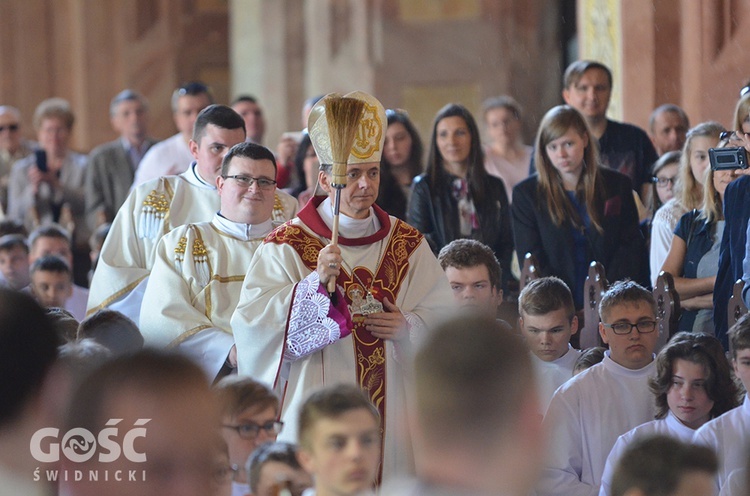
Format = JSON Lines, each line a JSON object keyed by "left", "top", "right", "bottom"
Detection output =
{"left": 266, "top": 220, "right": 422, "bottom": 482}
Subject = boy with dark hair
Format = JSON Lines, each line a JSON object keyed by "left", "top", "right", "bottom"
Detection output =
{"left": 538, "top": 280, "right": 659, "bottom": 496}
{"left": 0, "top": 289, "right": 59, "bottom": 496}
{"left": 518, "top": 276, "right": 580, "bottom": 413}
{"left": 214, "top": 376, "right": 282, "bottom": 496}
{"left": 29, "top": 255, "right": 74, "bottom": 311}
{"left": 28, "top": 223, "right": 88, "bottom": 320}
{"left": 694, "top": 312, "right": 750, "bottom": 491}
{"left": 245, "top": 441, "right": 312, "bottom": 496}
{"left": 438, "top": 238, "right": 503, "bottom": 317}
{"left": 89, "top": 105, "right": 297, "bottom": 325}
{"left": 297, "top": 384, "right": 381, "bottom": 496}
{"left": 0, "top": 233, "right": 29, "bottom": 290}
{"left": 77, "top": 308, "right": 143, "bottom": 356}
{"left": 611, "top": 435, "right": 717, "bottom": 496}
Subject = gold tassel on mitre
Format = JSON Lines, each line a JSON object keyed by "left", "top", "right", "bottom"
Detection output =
{"left": 138, "top": 178, "right": 170, "bottom": 240}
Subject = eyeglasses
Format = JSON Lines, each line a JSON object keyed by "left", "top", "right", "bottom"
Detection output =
{"left": 222, "top": 175, "right": 277, "bottom": 190}
{"left": 602, "top": 320, "right": 658, "bottom": 335}
{"left": 652, "top": 176, "right": 676, "bottom": 188}
{"left": 0, "top": 124, "right": 19, "bottom": 133}
{"left": 222, "top": 420, "right": 284, "bottom": 440}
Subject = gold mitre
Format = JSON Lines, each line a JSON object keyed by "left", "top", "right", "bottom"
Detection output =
{"left": 308, "top": 91, "right": 386, "bottom": 165}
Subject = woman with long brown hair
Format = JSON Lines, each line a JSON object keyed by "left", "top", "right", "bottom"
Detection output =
{"left": 408, "top": 103, "right": 512, "bottom": 285}
{"left": 512, "top": 105, "right": 646, "bottom": 308}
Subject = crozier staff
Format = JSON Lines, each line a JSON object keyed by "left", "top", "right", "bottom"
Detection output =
{"left": 231, "top": 91, "right": 453, "bottom": 485}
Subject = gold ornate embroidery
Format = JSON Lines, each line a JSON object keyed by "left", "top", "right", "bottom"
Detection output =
{"left": 272, "top": 193, "right": 286, "bottom": 222}
{"left": 351, "top": 101, "right": 383, "bottom": 160}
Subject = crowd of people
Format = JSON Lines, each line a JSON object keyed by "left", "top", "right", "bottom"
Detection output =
{"left": 2, "top": 57, "right": 750, "bottom": 496}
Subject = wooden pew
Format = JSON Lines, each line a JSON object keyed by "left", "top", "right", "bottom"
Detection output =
{"left": 580, "top": 261, "right": 608, "bottom": 349}
{"left": 653, "top": 271, "right": 680, "bottom": 352}
{"left": 729, "top": 279, "right": 749, "bottom": 329}
{"left": 519, "top": 253, "right": 540, "bottom": 292}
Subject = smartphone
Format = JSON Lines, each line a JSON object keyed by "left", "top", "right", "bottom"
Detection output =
{"left": 34, "top": 149, "right": 48, "bottom": 173}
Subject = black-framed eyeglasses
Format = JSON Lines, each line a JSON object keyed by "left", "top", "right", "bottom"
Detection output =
{"left": 652, "top": 176, "right": 676, "bottom": 188}
{"left": 222, "top": 175, "right": 277, "bottom": 190}
{"left": 222, "top": 420, "right": 284, "bottom": 440}
{"left": 177, "top": 81, "right": 210, "bottom": 97}
{"left": 0, "top": 124, "right": 19, "bottom": 133}
{"left": 602, "top": 320, "right": 658, "bottom": 335}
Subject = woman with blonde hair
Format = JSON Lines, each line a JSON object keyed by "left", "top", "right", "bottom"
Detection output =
{"left": 512, "top": 105, "right": 645, "bottom": 309}
{"left": 661, "top": 138, "right": 738, "bottom": 333}
{"left": 649, "top": 122, "right": 724, "bottom": 287}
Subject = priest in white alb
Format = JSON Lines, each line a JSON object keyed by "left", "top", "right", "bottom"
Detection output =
{"left": 87, "top": 105, "right": 297, "bottom": 323}
{"left": 231, "top": 91, "right": 453, "bottom": 484}
{"left": 140, "top": 142, "right": 282, "bottom": 380}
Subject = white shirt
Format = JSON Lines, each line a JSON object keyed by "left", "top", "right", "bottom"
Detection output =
{"left": 694, "top": 394, "right": 750, "bottom": 492}
{"left": 132, "top": 133, "right": 193, "bottom": 187}
{"left": 599, "top": 412, "right": 695, "bottom": 496}
{"left": 531, "top": 345, "right": 581, "bottom": 415}
{"left": 64, "top": 284, "right": 89, "bottom": 322}
{"left": 536, "top": 352, "right": 657, "bottom": 496}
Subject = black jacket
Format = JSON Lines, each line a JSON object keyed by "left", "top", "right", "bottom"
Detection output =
{"left": 407, "top": 173, "right": 513, "bottom": 283}
{"left": 511, "top": 168, "right": 647, "bottom": 307}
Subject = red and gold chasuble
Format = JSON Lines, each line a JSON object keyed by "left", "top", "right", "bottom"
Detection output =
{"left": 266, "top": 199, "right": 422, "bottom": 479}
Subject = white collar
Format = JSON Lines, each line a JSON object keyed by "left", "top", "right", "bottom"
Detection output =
{"left": 213, "top": 213, "right": 274, "bottom": 241}
{"left": 602, "top": 351, "right": 656, "bottom": 377}
{"left": 183, "top": 162, "right": 216, "bottom": 189}
{"left": 317, "top": 196, "right": 380, "bottom": 239}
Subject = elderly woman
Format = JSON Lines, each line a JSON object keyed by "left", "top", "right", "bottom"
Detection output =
{"left": 7, "top": 98, "right": 88, "bottom": 275}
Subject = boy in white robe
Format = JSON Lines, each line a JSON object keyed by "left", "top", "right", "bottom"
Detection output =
{"left": 694, "top": 313, "right": 750, "bottom": 492}
{"left": 231, "top": 92, "right": 453, "bottom": 484}
{"left": 518, "top": 276, "right": 581, "bottom": 415}
{"left": 536, "top": 280, "right": 660, "bottom": 496}
{"left": 140, "top": 142, "right": 282, "bottom": 378}
{"left": 87, "top": 105, "right": 297, "bottom": 323}
{"left": 600, "top": 332, "right": 738, "bottom": 496}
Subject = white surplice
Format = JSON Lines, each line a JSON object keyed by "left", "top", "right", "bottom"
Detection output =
{"left": 694, "top": 394, "right": 750, "bottom": 493}
{"left": 140, "top": 213, "right": 276, "bottom": 378}
{"left": 231, "top": 197, "right": 453, "bottom": 484}
{"left": 531, "top": 344, "right": 581, "bottom": 415}
{"left": 87, "top": 162, "right": 297, "bottom": 323}
{"left": 599, "top": 411, "right": 695, "bottom": 496}
{"left": 536, "top": 352, "right": 657, "bottom": 496}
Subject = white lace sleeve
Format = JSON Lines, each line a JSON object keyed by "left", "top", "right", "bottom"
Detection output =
{"left": 284, "top": 271, "right": 344, "bottom": 360}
